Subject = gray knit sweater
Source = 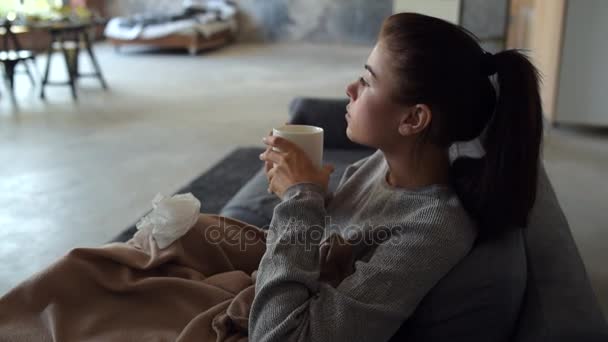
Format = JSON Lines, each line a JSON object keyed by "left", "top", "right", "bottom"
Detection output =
{"left": 249, "top": 149, "right": 478, "bottom": 341}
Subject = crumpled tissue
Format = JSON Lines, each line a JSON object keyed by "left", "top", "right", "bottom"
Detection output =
{"left": 136, "top": 193, "right": 201, "bottom": 249}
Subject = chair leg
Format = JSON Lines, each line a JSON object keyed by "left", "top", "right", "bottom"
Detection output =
{"left": 2, "top": 61, "right": 18, "bottom": 105}
{"left": 23, "top": 58, "right": 37, "bottom": 87}
{"left": 4, "top": 61, "right": 16, "bottom": 90}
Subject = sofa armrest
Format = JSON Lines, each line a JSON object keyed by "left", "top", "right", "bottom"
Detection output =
{"left": 511, "top": 164, "right": 608, "bottom": 341}
{"left": 288, "top": 97, "right": 371, "bottom": 150}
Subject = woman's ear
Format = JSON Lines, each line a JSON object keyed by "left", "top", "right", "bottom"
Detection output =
{"left": 398, "top": 104, "right": 432, "bottom": 136}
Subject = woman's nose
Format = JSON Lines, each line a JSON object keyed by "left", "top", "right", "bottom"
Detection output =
{"left": 346, "top": 81, "right": 357, "bottom": 100}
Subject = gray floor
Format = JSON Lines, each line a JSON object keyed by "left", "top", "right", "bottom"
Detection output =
{"left": 0, "top": 42, "right": 606, "bottom": 318}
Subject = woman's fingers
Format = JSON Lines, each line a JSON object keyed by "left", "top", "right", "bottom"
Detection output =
{"left": 265, "top": 160, "right": 273, "bottom": 173}
{"left": 266, "top": 166, "right": 277, "bottom": 195}
{"left": 267, "top": 170, "right": 275, "bottom": 193}
{"left": 262, "top": 131, "right": 274, "bottom": 173}
{"left": 262, "top": 135, "right": 298, "bottom": 153}
{"left": 260, "top": 149, "right": 284, "bottom": 164}
{"left": 267, "top": 165, "right": 276, "bottom": 179}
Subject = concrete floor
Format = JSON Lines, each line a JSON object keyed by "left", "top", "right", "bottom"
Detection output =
{"left": 0, "top": 43, "right": 607, "bottom": 318}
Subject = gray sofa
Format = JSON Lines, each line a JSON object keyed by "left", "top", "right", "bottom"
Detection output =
{"left": 217, "top": 97, "right": 608, "bottom": 341}
{"left": 113, "top": 97, "right": 607, "bottom": 340}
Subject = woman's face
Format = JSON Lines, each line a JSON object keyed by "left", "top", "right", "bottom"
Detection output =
{"left": 345, "top": 42, "right": 406, "bottom": 149}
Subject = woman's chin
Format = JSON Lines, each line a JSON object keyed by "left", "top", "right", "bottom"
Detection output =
{"left": 346, "top": 128, "right": 373, "bottom": 148}
{"left": 345, "top": 127, "right": 356, "bottom": 143}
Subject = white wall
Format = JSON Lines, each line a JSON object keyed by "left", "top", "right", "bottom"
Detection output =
{"left": 393, "top": 0, "right": 461, "bottom": 24}
{"left": 556, "top": 0, "right": 608, "bottom": 126}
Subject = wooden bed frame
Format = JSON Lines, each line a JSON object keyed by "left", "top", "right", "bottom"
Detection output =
{"left": 108, "top": 29, "right": 235, "bottom": 55}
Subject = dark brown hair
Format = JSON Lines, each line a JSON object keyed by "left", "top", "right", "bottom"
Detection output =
{"left": 380, "top": 13, "right": 543, "bottom": 237}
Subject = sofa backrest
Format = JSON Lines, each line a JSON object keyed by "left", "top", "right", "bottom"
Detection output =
{"left": 392, "top": 166, "right": 608, "bottom": 342}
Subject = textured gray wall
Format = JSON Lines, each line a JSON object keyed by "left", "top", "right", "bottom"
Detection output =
{"left": 106, "top": 0, "right": 392, "bottom": 44}
{"left": 106, "top": 0, "right": 507, "bottom": 47}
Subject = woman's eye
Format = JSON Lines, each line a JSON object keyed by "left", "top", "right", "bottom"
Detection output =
{"left": 358, "top": 77, "right": 369, "bottom": 87}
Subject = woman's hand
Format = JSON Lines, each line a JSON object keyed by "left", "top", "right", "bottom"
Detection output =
{"left": 260, "top": 134, "right": 334, "bottom": 199}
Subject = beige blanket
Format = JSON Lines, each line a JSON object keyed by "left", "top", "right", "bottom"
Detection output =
{"left": 0, "top": 214, "right": 354, "bottom": 341}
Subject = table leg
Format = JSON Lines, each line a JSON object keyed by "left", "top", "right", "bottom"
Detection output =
{"left": 23, "top": 58, "right": 36, "bottom": 87}
{"left": 40, "top": 34, "right": 54, "bottom": 100}
{"left": 59, "top": 34, "right": 78, "bottom": 100}
{"left": 82, "top": 30, "right": 107, "bottom": 89}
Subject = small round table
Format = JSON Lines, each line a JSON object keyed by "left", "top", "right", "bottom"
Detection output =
{"left": 33, "top": 21, "right": 108, "bottom": 100}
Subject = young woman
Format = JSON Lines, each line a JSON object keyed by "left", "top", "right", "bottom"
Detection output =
{"left": 254, "top": 12, "right": 543, "bottom": 341}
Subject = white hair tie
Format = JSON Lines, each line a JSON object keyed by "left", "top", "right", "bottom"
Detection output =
{"left": 448, "top": 71, "right": 497, "bottom": 165}
{"left": 448, "top": 138, "right": 486, "bottom": 164}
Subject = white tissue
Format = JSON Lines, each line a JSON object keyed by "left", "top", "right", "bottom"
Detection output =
{"left": 136, "top": 193, "right": 201, "bottom": 249}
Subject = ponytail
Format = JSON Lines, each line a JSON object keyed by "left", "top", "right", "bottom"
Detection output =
{"left": 453, "top": 50, "right": 543, "bottom": 237}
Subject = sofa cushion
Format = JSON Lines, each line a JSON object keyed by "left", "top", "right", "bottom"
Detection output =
{"left": 391, "top": 227, "right": 527, "bottom": 342}
{"left": 219, "top": 148, "right": 374, "bottom": 228}
{"left": 218, "top": 167, "right": 278, "bottom": 228}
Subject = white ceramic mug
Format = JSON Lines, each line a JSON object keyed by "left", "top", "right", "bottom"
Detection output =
{"left": 272, "top": 125, "right": 324, "bottom": 169}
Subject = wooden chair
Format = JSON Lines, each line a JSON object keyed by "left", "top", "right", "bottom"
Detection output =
{"left": 0, "top": 20, "right": 37, "bottom": 103}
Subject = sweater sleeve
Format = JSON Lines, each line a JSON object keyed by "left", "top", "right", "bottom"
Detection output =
{"left": 248, "top": 183, "right": 476, "bottom": 342}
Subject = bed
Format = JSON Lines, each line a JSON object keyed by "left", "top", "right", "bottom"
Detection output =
{"left": 104, "top": 0, "right": 238, "bottom": 55}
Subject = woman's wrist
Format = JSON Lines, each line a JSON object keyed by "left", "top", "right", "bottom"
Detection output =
{"left": 282, "top": 182, "right": 327, "bottom": 201}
